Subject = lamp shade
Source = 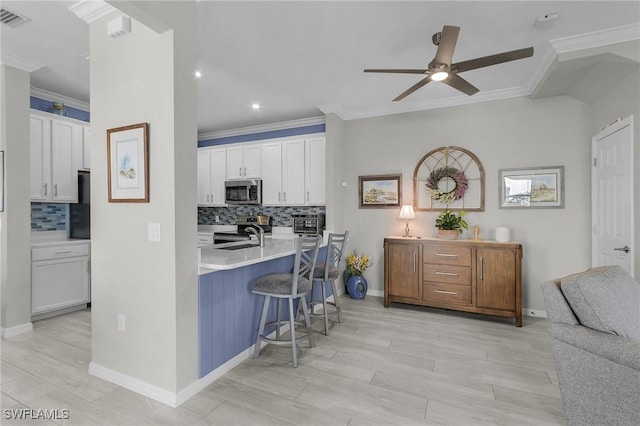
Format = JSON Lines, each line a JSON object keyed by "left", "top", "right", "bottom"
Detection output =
{"left": 398, "top": 205, "right": 415, "bottom": 219}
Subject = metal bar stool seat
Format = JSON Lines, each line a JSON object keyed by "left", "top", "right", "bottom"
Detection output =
{"left": 251, "top": 235, "right": 320, "bottom": 368}
{"left": 306, "top": 231, "right": 349, "bottom": 335}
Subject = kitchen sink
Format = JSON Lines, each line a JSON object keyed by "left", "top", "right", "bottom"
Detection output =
{"left": 216, "top": 243, "right": 259, "bottom": 250}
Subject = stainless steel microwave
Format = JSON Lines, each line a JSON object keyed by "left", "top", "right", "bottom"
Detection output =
{"left": 224, "top": 179, "right": 262, "bottom": 205}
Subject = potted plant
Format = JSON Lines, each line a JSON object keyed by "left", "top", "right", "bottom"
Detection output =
{"left": 435, "top": 209, "right": 468, "bottom": 240}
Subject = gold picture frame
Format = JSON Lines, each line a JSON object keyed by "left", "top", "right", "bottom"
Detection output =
{"left": 107, "top": 123, "right": 149, "bottom": 203}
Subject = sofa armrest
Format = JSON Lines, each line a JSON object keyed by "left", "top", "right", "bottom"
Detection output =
{"left": 549, "top": 323, "right": 640, "bottom": 371}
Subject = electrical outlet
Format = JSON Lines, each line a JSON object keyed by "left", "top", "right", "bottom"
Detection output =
{"left": 148, "top": 223, "right": 161, "bottom": 242}
{"left": 117, "top": 313, "right": 126, "bottom": 332}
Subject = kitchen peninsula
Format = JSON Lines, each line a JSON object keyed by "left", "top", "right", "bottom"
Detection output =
{"left": 198, "top": 237, "right": 326, "bottom": 377}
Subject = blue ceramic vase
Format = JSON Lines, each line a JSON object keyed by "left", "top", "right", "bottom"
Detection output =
{"left": 347, "top": 275, "right": 368, "bottom": 299}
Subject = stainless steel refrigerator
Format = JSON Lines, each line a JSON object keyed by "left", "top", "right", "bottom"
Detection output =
{"left": 70, "top": 171, "right": 90, "bottom": 239}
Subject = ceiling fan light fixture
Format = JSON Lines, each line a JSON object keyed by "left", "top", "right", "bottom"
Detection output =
{"left": 431, "top": 70, "right": 449, "bottom": 81}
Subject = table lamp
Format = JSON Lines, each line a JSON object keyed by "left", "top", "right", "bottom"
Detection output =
{"left": 398, "top": 205, "right": 415, "bottom": 237}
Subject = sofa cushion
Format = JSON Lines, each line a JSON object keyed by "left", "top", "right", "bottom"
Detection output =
{"left": 560, "top": 266, "right": 640, "bottom": 341}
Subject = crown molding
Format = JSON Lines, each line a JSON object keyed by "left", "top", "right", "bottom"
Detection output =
{"left": 30, "top": 86, "right": 90, "bottom": 112}
{"left": 550, "top": 23, "right": 640, "bottom": 55}
{"left": 69, "top": 0, "right": 116, "bottom": 23}
{"left": 198, "top": 116, "right": 325, "bottom": 141}
{"left": 0, "top": 51, "right": 44, "bottom": 73}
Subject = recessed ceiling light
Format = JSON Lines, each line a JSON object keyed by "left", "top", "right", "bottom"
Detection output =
{"left": 252, "top": 103, "right": 261, "bottom": 110}
{"left": 194, "top": 70, "right": 202, "bottom": 78}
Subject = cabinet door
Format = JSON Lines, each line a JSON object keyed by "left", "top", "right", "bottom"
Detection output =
{"left": 305, "top": 137, "right": 325, "bottom": 205}
{"left": 386, "top": 242, "right": 421, "bottom": 300}
{"left": 476, "top": 248, "right": 516, "bottom": 311}
{"left": 261, "top": 142, "right": 283, "bottom": 205}
{"left": 243, "top": 145, "right": 261, "bottom": 178}
{"left": 226, "top": 146, "right": 244, "bottom": 179}
{"left": 30, "top": 116, "right": 51, "bottom": 201}
{"left": 32, "top": 257, "right": 89, "bottom": 315}
{"left": 51, "top": 120, "right": 77, "bottom": 202}
{"left": 197, "top": 150, "right": 213, "bottom": 205}
{"left": 210, "top": 148, "right": 227, "bottom": 205}
{"left": 282, "top": 140, "right": 305, "bottom": 205}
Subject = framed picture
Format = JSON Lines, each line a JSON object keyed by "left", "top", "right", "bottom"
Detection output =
{"left": 0, "top": 151, "right": 4, "bottom": 212}
{"left": 107, "top": 123, "right": 149, "bottom": 203}
{"left": 499, "top": 166, "right": 564, "bottom": 209}
{"left": 358, "top": 174, "right": 402, "bottom": 208}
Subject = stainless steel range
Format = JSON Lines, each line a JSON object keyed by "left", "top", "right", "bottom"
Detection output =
{"left": 213, "top": 215, "right": 273, "bottom": 244}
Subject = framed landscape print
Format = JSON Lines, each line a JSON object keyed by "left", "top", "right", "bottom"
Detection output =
{"left": 499, "top": 166, "right": 564, "bottom": 209}
{"left": 358, "top": 174, "right": 402, "bottom": 208}
{"left": 107, "top": 123, "right": 149, "bottom": 203}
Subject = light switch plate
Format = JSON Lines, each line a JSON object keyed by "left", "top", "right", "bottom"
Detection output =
{"left": 148, "top": 223, "right": 161, "bottom": 242}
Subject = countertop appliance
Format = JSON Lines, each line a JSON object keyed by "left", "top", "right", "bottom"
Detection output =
{"left": 225, "top": 179, "right": 262, "bottom": 205}
{"left": 293, "top": 213, "right": 325, "bottom": 235}
{"left": 214, "top": 215, "right": 273, "bottom": 244}
{"left": 70, "top": 171, "right": 90, "bottom": 239}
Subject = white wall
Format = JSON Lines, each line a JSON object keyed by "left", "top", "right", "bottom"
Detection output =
{"left": 334, "top": 95, "right": 593, "bottom": 312}
{"left": 89, "top": 2, "right": 197, "bottom": 398}
{"left": 0, "top": 65, "right": 32, "bottom": 336}
{"left": 591, "top": 68, "right": 640, "bottom": 277}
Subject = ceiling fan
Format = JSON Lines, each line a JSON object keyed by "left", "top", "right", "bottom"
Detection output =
{"left": 364, "top": 25, "right": 534, "bottom": 101}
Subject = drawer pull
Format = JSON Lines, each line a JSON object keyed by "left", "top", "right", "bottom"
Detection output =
{"left": 434, "top": 289, "right": 459, "bottom": 295}
{"left": 435, "top": 271, "right": 458, "bottom": 276}
{"left": 435, "top": 253, "right": 458, "bottom": 257}
{"left": 54, "top": 251, "right": 73, "bottom": 255}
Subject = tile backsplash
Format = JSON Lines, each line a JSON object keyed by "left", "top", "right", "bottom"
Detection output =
{"left": 31, "top": 203, "right": 68, "bottom": 231}
{"left": 198, "top": 205, "right": 326, "bottom": 226}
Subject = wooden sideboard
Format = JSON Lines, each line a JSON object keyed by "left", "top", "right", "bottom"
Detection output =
{"left": 384, "top": 237, "right": 523, "bottom": 326}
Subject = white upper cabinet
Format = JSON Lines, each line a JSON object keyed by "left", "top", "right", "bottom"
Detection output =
{"left": 305, "top": 137, "right": 326, "bottom": 205}
{"left": 260, "top": 142, "right": 283, "bottom": 205}
{"left": 226, "top": 144, "right": 261, "bottom": 179}
{"left": 30, "top": 112, "right": 85, "bottom": 203}
{"left": 198, "top": 147, "right": 226, "bottom": 206}
{"left": 282, "top": 139, "right": 306, "bottom": 205}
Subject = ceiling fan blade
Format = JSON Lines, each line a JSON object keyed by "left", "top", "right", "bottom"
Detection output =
{"left": 442, "top": 73, "right": 479, "bottom": 96}
{"left": 364, "top": 69, "right": 429, "bottom": 74}
{"left": 432, "top": 25, "right": 460, "bottom": 67}
{"left": 393, "top": 76, "right": 431, "bottom": 101}
{"left": 453, "top": 47, "right": 534, "bottom": 73}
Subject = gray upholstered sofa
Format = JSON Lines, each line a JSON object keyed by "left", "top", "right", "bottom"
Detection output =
{"left": 541, "top": 265, "right": 640, "bottom": 426}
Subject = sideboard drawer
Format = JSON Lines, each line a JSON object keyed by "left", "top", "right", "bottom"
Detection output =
{"left": 423, "top": 264, "right": 471, "bottom": 285}
{"left": 423, "top": 246, "right": 471, "bottom": 266}
{"left": 423, "top": 282, "right": 472, "bottom": 305}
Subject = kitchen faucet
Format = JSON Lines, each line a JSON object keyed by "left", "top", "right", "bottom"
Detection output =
{"left": 245, "top": 225, "right": 265, "bottom": 247}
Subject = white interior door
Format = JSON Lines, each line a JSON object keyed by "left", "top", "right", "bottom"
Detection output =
{"left": 592, "top": 116, "right": 634, "bottom": 277}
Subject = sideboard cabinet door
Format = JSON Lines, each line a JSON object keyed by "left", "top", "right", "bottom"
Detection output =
{"left": 384, "top": 240, "right": 421, "bottom": 306}
{"left": 476, "top": 248, "right": 516, "bottom": 311}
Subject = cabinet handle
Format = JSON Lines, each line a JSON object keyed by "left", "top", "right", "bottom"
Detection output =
{"left": 307, "top": 191, "right": 310, "bottom": 202}
{"left": 243, "top": 166, "right": 247, "bottom": 176}
{"left": 44, "top": 183, "right": 48, "bottom": 196}
{"left": 413, "top": 252, "right": 417, "bottom": 273}
{"left": 278, "top": 192, "right": 281, "bottom": 202}
{"left": 434, "top": 289, "right": 459, "bottom": 295}
{"left": 435, "top": 253, "right": 458, "bottom": 257}
{"left": 283, "top": 192, "right": 286, "bottom": 202}
{"left": 54, "top": 184, "right": 58, "bottom": 196}
{"left": 435, "top": 271, "right": 458, "bottom": 276}
{"left": 239, "top": 166, "right": 242, "bottom": 176}
{"left": 55, "top": 251, "right": 73, "bottom": 255}
{"left": 479, "top": 257, "right": 484, "bottom": 280}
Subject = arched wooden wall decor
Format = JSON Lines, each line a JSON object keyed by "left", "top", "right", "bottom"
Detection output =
{"left": 413, "top": 146, "right": 485, "bottom": 211}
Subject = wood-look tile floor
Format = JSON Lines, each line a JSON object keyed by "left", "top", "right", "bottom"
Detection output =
{"left": 1, "top": 296, "right": 566, "bottom": 425}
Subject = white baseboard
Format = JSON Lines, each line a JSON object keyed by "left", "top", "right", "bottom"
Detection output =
{"left": 90, "top": 325, "right": 291, "bottom": 408}
{"left": 0, "top": 322, "right": 33, "bottom": 338}
{"left": 523, "top": 308, "right": 548, "bottom": 318}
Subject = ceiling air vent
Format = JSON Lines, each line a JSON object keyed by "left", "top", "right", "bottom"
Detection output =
{"left": 0, "top": 8, "right": 30, "bottom": 28}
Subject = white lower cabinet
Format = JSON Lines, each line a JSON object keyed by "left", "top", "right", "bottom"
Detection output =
{"left": 31, "top": 242, "right": 90, "bottom": 316}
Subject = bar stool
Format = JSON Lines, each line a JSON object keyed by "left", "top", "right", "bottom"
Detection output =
{"left": 308, "top": 231, "right": 349, "bottom": 335}
{"left": 251, "top": 235, "right": 321, "bottom": 367}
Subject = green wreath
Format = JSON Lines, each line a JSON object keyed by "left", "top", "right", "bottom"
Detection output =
{"left": 426, "top": 167, "right": 469, "bottom": 204}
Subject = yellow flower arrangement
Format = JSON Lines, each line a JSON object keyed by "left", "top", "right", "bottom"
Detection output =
{"left": 345, "top": 250, "right": 372, "bottom": 276}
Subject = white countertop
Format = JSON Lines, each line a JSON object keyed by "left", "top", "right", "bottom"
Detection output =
{"left": 31, "top": 231, "right": 91, "bottom": 247}
{"left": 199, "top": 237, "right": 325, "bottom": 274}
